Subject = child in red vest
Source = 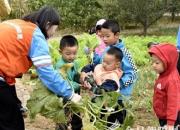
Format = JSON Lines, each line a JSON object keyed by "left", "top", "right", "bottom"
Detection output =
{"left": 149, "top": 43, "right": 180, "bottom": 130}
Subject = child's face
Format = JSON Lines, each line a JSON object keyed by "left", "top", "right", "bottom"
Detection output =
{"left": 102, "top": 54, "right": 120, "bottom": 71}
{"left": 101, "top": 28, "right": 119, "bottom": 46}
{"left": 96, "top": 29, "right": 103, "bottom": 38}
{"left": 151, "top": 54, "right": 165, "bottom": 74}
{"left": 60, "top": 46, "right": 78, "bottom": 63}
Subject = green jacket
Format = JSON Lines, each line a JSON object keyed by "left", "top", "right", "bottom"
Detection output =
{"left": 55, "top": 58, "right": 80, "bottom": 93}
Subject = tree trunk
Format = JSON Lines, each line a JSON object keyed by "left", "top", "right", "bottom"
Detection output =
{"left": 171, "top": 11, "right": 175, "bottom": 22}
{"left": 143, "top": 23, "right": 148, "bottom": 36}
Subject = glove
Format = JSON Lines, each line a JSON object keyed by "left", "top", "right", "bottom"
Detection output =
{"left": 70, "top": 93, "right": 82, "bottom": 103}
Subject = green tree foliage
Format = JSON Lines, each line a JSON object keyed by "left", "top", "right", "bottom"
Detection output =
{"left": 133, "top": 0, "right": 167, "bottom": 36}
{"left": 97, "top": 0, "right": 135, "bottom": 28}
{"left": 27, "top": 79, "right": 134, "bottom": 130}
{"left": 166, "top": 0, "right": 180, "bottom": 21}
{"left": 4, "top": 0, "right": 28, "bottom": 19}
{"left": 5, "top": 0, "right": 180, "bottom": 34}
{"left": 113, "top": 0, "right": 167, "bottom": 36}
{"left": 97, "top": 0, "right": 170, "bottom": 35}
{"left": 27, "top": 0, "right": 102, "bottom": 31}
{"left": 55, "top": 0, "right": 102, "bottom": 30}
{"left": 27, "top": 0, "right": 49, "bottom": 12}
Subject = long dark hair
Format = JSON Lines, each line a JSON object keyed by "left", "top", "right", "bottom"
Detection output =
{"left": 22, "top": 6, "right": 60, "bottom": 39}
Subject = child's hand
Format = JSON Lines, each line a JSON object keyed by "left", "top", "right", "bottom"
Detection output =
{"left": 80, "top": 72, "right": 94, "bottom": 89}
{"left": 80, "top": 72, "right": 92, "bottom": 84}
{"left": 80, "top": 72, "right": 88, "bottom": 84}
{"left": 83, "top": 80, "right": 92, "bottom": 89}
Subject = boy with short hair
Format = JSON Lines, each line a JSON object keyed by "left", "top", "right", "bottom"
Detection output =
{"left": 101, "top": 19, "right": 137, "bottom": 125}
{"left": 81, "top": 20, "right": 137, "bottom": 126}
{"left": 83, "top": 20, "right": 137, "bottom": 98}
{"left": 82, "top": 46, "right": 123, "bottom": 92}
{"left": 55, "top": 35, "right": 82, "bottom": 130}
{"left": 82, "top": 46, "right": 124, "bottom": 129}
{"left": 148, "top": 43, "right": 180, "bottom": 130}
{"left": 96, "top": 19, "right": 137, "bottom": 98}
{"left": 55, "top": 35, "right": 80, "bottom": 94}
{"left": 93, "top": 46, "right": 123, "bottom": 90}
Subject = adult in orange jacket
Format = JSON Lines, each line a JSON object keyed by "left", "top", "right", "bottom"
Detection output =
{"left": 0, "top": 6, "right": 81, "bottom": 130}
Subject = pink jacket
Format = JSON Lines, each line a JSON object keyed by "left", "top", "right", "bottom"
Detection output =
{"left": 95, "top": 36, "right": 106, "bottom": 56}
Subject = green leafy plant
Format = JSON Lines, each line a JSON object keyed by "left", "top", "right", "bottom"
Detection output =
{"left": 27, "top": 35, "right": 176, "bottom": 129}
{"left": 27, "top": 62, "right": 134, "bottom": 130}
{"left": 27, "top": 81, "right": 135, "bottom": 129}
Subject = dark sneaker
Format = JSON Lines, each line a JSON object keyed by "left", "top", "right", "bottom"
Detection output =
{"left": 20, "top": 107, "right": 28, "bottom": 118}
{"left": 55, "top": 123, "right": 68, "bottom": 130}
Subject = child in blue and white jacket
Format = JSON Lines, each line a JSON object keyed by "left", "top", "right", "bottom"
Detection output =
{"left": 82, "top": 20, "right": 137, "bottom": 98}
{"left": 81, "top": 19, "right": 137, "bottom": 126}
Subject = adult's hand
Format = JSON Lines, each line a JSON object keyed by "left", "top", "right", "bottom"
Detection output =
{"left": 70, "top": 93, "right": 82, "bottom": 103}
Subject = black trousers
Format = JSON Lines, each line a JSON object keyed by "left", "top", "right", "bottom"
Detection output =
{"left": 159, "top": 111, "right": 180, "bottom": 130}
{"left": 0, "top": 81, "right": 24, "bottom": 130}
{"left": 107, "top": 100, "right": 126, "bottom": 127}
{"left": 70, "top": 113, "right": 82, "bottom": 130}
{"left": 56, "top": 99, "right": 82, "bottom": 130}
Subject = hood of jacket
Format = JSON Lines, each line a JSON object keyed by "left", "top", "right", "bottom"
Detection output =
{"left": 149, "top": 43, "right": 178, "bottom": 76}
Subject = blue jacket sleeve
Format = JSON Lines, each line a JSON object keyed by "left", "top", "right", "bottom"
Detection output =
{"left": 93, "top": 52, "right": 101, "bottom": 65}
{"left": 120, "top": 47, "right": 138, "bottom": 88}
{"left": 177, "top": 26, "right": 180, "bottom": 51}
{"left": 29, "top": 28, "right": 73, "bottom": 100}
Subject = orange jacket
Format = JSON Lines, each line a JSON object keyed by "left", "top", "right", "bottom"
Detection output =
{"left": 0, "top": 19, "right": 36, "bottom": 85}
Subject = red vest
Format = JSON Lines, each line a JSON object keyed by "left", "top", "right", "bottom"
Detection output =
{"left": 0, "top": 19, "right": 37, "bottom": 85}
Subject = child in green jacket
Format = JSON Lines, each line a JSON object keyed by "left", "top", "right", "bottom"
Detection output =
{"left": 55, "top": 35, "right": 82, "bottom": 130}
{"left": 55, "top": 35, "right": 81, "bottom": 94}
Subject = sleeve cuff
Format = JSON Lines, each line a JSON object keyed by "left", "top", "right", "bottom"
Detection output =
{"left": 67, "top": 92, "right": 74, "bottom": 101}
{"left": 167, "top": 119, "right": 175, "bottom": 125}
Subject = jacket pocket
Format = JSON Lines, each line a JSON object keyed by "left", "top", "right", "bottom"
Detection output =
{"left": 153, "top": 88, "right": 166, "bottom": 118}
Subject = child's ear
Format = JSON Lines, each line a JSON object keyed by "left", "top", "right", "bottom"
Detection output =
{"left": 58, "top": 49, "right": 62, "bottom": 54}
{"left": 115, "top": 32, "right": 120, "bottom": 39}
{"left": 116, "top": 61, "right": 120, "bottom": 68}
{"left": 45, "top": 22, "right": 50, "bottom": 30}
